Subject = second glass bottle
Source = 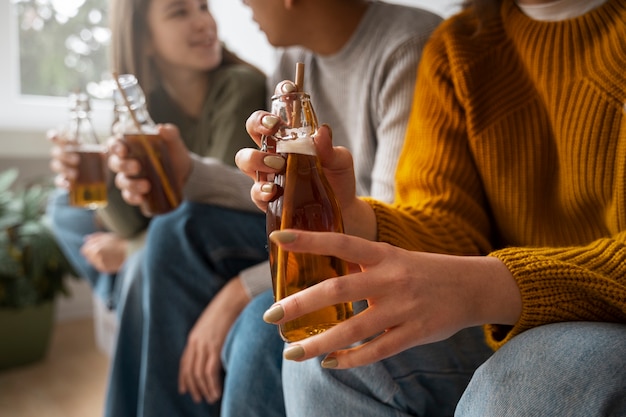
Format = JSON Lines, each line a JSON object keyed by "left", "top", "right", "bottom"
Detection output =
{"left": 112, "top": 74, "right": 181, "bottom": 215}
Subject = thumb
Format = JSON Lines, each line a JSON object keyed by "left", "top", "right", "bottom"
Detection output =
{"left": 313, "top": 124, "right": 334, "bottom": 161}
{"left": 315, "top": 124, "right": 352, "bottom": 172}
{"left": 158, "top": 123, "right": 182, "bottom": 143}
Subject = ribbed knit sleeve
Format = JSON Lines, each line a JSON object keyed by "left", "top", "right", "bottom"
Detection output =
{"left": 371, "top": 0, "right": 626, "bottom": 350}
{"left": 488, "top": 234, "right": 626, "bottom": 349}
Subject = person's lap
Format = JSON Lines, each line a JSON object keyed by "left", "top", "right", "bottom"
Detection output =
{"left": 278, "top": 320, "right": 626, "bottom": 417}
{"left": 222, "top": 289, "right": 287, "bottom": 417}
{"left": 282, "top": 326, "right": 491, "bottom": 417}
{"left": 456, "top": 321, "right": 626, "bottom": 417}
{"left": 106, "top": 201, "right": 269, "bottom": 417}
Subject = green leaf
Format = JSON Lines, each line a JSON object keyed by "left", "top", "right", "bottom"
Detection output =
{"left": 0, "top": 169, "right": 18, "bottom": 194}
{"left": 0, "top": 168, "right": 76, "bottom": 308}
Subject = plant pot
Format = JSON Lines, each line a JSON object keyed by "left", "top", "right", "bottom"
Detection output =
{"left": 0, "top": 301, "right": 55, "bottom": 371}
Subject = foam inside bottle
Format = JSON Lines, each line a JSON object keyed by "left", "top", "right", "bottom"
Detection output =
{"left": 276, "top": 135, "right": 316, "bottom": 156}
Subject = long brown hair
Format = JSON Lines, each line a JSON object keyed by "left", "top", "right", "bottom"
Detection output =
{"left": 108, "top": 0, "right": 263, "bottom": 102}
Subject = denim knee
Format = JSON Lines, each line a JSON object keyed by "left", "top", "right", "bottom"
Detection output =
{"left": 144, "top": 202, "right": 267, "bottom": 280}
{"left": 221, "top": 290, "right": 286, "bottom": 417}
{"left": 456, "top": 322, "right": 626, "bottom": 417}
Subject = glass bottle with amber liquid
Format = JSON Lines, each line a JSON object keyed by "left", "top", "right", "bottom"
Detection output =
{"left": 112, "top": 74, "right": 181, "bottom": 215}
{"left": 266, "top": 90, "right": 353, "bottom": 343}
{"left": 64, "top": 92, "right": 108, "bottom": 209}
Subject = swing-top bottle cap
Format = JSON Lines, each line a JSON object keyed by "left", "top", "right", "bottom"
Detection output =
{"left": 113, "top": 74, "right": 146, "bottom": 112}
{"left": 113, "top": 73, "right": 154, "bottom": 128}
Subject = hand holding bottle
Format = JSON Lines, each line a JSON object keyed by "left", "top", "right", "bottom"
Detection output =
{"left": 236, "top": 89, "right": 374, "bottom": 240}
{"left": 48, "top": 129, "right": 80, "bottom": 189}
{"left": 108, "top": 123, "right": 192, "bottom": 211}
{"left": 49, "top": 92, "right": 108, "bottom": 209}
{"left": 261, "top": 79, "right": 355, "bottom": 342}
{"left": 108, "top": 74, "right": 184, "bottom": 215}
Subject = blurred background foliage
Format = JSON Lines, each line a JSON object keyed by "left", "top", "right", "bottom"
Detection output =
{"left": 14, "top": 0, "right": 111, "bottom": 98}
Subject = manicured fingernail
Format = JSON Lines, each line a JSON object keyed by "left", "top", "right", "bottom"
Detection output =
{"left": 281, "top": 82, "right": 296, "bottom": 94}
{"left": 321, "top": 356, "right": 338, "bottom": 369}
{"left": 269, "top": 230, "right": 297, "bottom": 244}
{"left": 263, "top": 155, "right": 285, "bottom": 170}
{"left": 284, "top": 345, "right": 305, "bottom": 361}
{"left": 263, "top": 304, "right": 284, "bottom": 323}
{"left": 260, "top": 183, "right": 275, "bottom": 193}
{"left": 262, "top": 115, "right": 280, "bottom": 129}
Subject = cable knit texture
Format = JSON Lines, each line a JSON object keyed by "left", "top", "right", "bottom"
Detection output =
{"left": 368, "top": 0, "right": 626, "bottom": 350}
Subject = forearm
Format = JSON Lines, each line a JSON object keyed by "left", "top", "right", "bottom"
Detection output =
{"left": 183, "top": 154, "right": 258, "bottom": 212}
{"left": 239, "top": 261, "right": 272, "bottom": 299}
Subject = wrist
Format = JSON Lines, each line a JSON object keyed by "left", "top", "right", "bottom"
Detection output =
{"left": 219, "top": 277, "right": 251, "bottom": 319}
{"left": 343, "top": 197, "right": 377, "bottom": 241}
{"left": 473, "top": 256, "right": 522, "bottom": 326}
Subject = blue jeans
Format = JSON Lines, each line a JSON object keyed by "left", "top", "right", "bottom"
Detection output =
{"left": 104, "top": 202, "right": 269, "bottom": 417}
{"left": 46, "top": 189, "right": 119, "bottom": 308}
{"left": 103, "top": 247, "right": 144, "bottom": 416}
{"left": 283, "top": 322, "right": 626, "bottom": 417}
{"left": 456, "top": 322, "right": 626, "bottom": 417}
{"left": 283, "top": 327, "right": 492, "bottom": 417}
{"left": 222, "top": 289, "right": 287, "bottom": 417}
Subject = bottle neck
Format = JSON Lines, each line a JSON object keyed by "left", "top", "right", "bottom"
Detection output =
{"left": 113, "top": 106, "right": 157, "bottom": 134}
{"left": 65, "top": 120, "right": 100, "bottom": 146}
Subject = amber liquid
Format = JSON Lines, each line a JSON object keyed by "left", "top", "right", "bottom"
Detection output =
{"left": 69, "top": 147, "right": 108, "bottom": 210}
{"left": 267, "top": 145, "right": 353, "bottom": 342}
{"left": 123, "top": 133, "right": 181, "bottom": 215}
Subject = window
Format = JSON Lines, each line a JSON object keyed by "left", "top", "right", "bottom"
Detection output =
{"left": 16, "top": 0, "right": 110, "bottom": 98}
{"left": 0, "top": 0, "right": 113, "bottom": 134}
{"left": 0, "top": 0, "right": 275, "bottom": 137}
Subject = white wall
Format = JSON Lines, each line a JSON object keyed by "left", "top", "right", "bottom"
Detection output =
{"left": 0, "top": 0, "right": 461, "bottom": 158}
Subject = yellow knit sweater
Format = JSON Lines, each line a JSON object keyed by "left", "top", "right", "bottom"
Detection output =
{"left": 366, "top": 0, "right": 626, "bottom": 350}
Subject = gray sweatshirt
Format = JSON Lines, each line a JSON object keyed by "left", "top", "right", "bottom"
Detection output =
{"left": 186, "top": 1, "right": 442, "bottom": 297}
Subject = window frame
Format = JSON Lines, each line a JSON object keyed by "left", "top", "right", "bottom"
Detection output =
{"left": 0, "top": 1, "right": 114, "bottom": 136}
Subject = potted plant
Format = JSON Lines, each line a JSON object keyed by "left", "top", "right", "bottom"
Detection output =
{"left": 0, "top": 168, "right": 76, "bottom": 370}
